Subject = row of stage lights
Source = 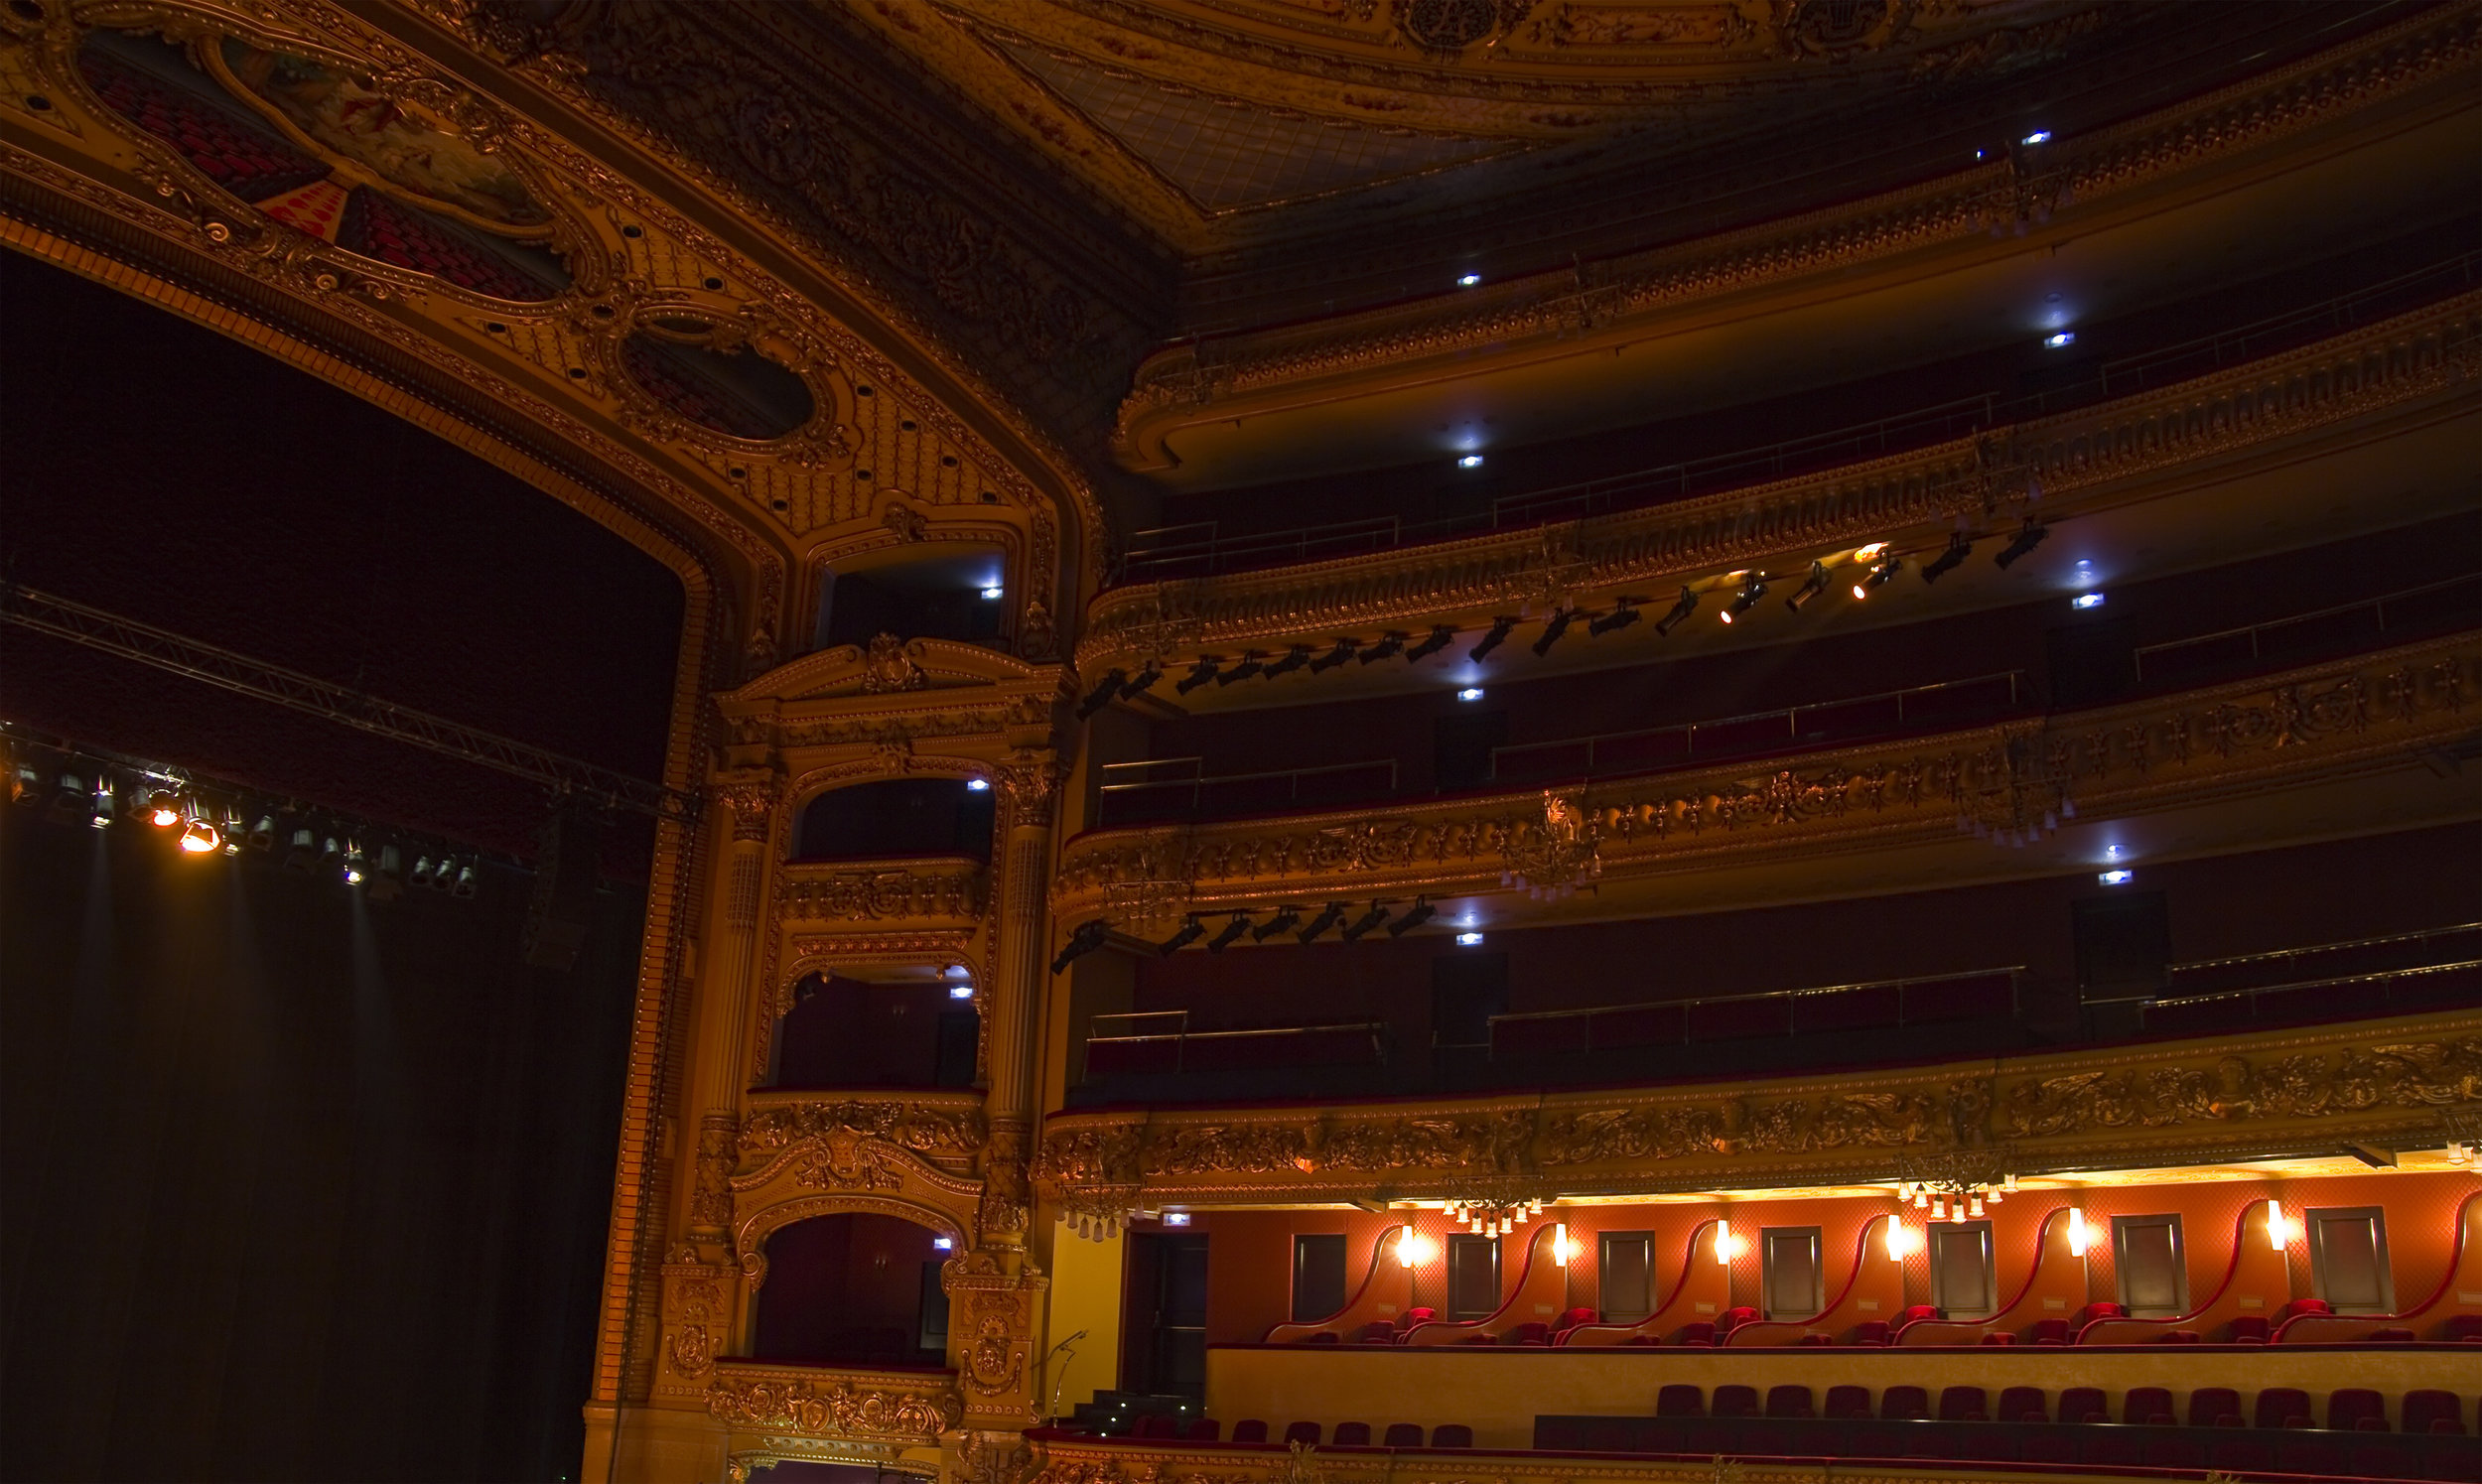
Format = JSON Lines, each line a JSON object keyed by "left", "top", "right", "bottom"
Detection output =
{"left": 1049, "top": 896, "right": 1447, "bottom": 973}
{"left": 1076, "top": 522, "right": 2050, "bottom": 719}
{"left": 6, "top": 746, "right": 480, "bottom": 901}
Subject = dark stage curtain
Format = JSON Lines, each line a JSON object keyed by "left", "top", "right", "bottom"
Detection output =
{"left": 0, "top": 808, "right": 639, "bottom": 1481}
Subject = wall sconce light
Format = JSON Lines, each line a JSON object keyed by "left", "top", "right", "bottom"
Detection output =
{"left": 2066, "top": 1208, "right": 2088, "bottom": 1257}
{"left": 1397, "top": 1232, "right": 1438, "bottom": 1268}
{"left": 1715, "top": 1218, "right": 1745, "bottom": 1266}
{"left": 1554, "top": 1223, "right": 1579, "bottom": 1267}
{"left": 2265, "top": 1198, "right": 2289, "bottom": 1251}
{"left": 1884, "top": 1218, "right": 1921, "bottom": 1261}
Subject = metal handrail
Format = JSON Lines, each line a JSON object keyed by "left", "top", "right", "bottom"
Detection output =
{"left": 1097, "top": 756, "right": 1399, "bottom": 816}
{"left": 1083, "top": 1013, "right": 1391, "bottom": 1075}
{"left": 2140, "top": 961, "right": 2481, "bottom": 1028}
{"left": 1488, "top": 968, "right": 2023, "bottom": 1052}
{"left": 1489, "top": 671, "right": 2024, "bottom": 781}
{"left": 1120, "top": 251, "right": 2482, "bottom": 582}
{"left": 2166, "top": 920, "right": 2482, "bottom": 975}
{"left": 2133, "top": 573, "right": 2482, "bottom": 682}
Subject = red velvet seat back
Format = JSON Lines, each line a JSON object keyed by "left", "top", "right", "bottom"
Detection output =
{"left": 2188, "top": 1387, "right": 2243, "bottom": 1427}
{"left": 1713, "top": 1385, "right": 1759, "bottom": 1418}
{"left": 2058, "top": 1387, "right": 2108, "bottom": 1424}
{"left": 2124, "top": 1387, "right": 2175, "bottom": 1425}
{"left": 2327, "top": 1389, "right": 2387, "bottom": 1431}
{"left": 1656, "top": 1384, "right": 1705, "bottom": 1417}
{"left": 1997, "top": 1386, "right": 2046, "bottom": 1423}
{"left": 2404, "top": 1391, "right": 2465, "bottom": 1435}
{"left": 1283, "top": 1421, "right": 1322, "bottom": 1446}
{"left": 1182, "top": 1417, "right": 1221, "bottom": 1442}
{"left": 2254, "top": 1388, "right": 2313, "bottom": 1429}
{"left": 1430, "top": 1424, "right": 1472, "bottom": 1448}
{"left": 1881, "top": 1386, "right": 1930, "bottom": 1420}
{"left": 1381, "top": 1423, "right": 1424, "bottom": 1447}
{"left": 1330, "top": 1422, "right": 1371, "bottom": 1446}
{"left": 1824, "top": 1385, "right": 1872, "bottom": 1419}
{"left": 1938, "top": 1386, "right": 1988, "bottom": 1421}
{"left": 1232, "top": 1420, "right": 1269, "bottom": 1443}
{"left": 1765, "top": 1385, "right": 1815, "bottom": 1418}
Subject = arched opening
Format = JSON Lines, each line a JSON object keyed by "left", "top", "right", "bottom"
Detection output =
{"left": 813, "top": 543, "right": 1008, "bottom": 652}
{"left": 796, "top": 778, "right": 993, "bottom": 863}
{"left": 772, "top": 970, "right": 979, "bottom": 1089}
{"left": 753, "top": 1213, "right": 953, "bottom": 1368}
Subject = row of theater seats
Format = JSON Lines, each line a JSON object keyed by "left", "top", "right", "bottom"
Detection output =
{"left": 1123, "top": 1417, "right": 1475, "bottom": 1448}
{"left": 1633, "top": 1383, "right": 2465, "bottom": 1431}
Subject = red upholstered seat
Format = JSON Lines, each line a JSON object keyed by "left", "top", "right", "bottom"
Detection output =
{"left": 1656, "top": 1385, "right": 1705, "bottom": 1417}
{"left": 2160, "top": 1329, "right": 2201, "bottom": 1343}
{"left": 1350, "top": 1321, "right": 1396, "bottom": 1344}
{"left": 1880, "top": 1386, "right": 1930, "bottom": 1420}
{"left": 1135, "top": 1415, "right": 1175, "bottom": 1438}
{"left": 2226, "top": 1315, "right": 2270, "bottom": 1343}
{"left": 1824, "top": 1385, "right": 1872, "bottom": 1419}
{"left": 2404, "top": 1391, "right": 2465, "bottom": 1435}
{"left": 1553, "top": 1306, "right": 1597, "bottom": 1335}
{"left": 1397, "top": 1307, "right": 1437, "bottom": 1331}
{"left": 2254, "top": 1388, "right": 2313, "bottom": 1429}
{"left": 2125, "top": 1387, "right": 2176, "bottom": 1426}
{"left": 2274, "top": 1297, "right": 2331, "bottom": 1324}
{"left": 2026, "top": 1318, "right": 2068, "bottom": 1345}
{"left": 1283, "top": 1421, "right": 1322, "bottom": 1446}
{"left": 1765, "top": 1385, "right": 1815, "bottom": 1418}
{"left": 2058, "top": 1387, "right": 2108, "bottom": 1425}
{"left": 2328, "top": 1389, "right": 2388, "bottom": 1431}
{"left": 2188, "top": 1388, "right": 2244, "bottom": 1428}
{"left": 1500, "top": 1321, "right": 1551, "bottom": 1346}
{"left": 1430, "top": 1424, "right": 1472, "bottom": 1448}
{"left": 1712, "top": 1385, "right": 1759, "bottom": 1418}
{"left": 1232, "top": 1420, "right": 1269, "bottom": 1443}
{"left": 2445, "top": 1313, "right": 2482, "bottom": 1342}
{"left": 2069, "top": 1301, "right": 2125, "bottom": 1332}
{"left": 1331, "top": 1422, "right": 1370, "bottom": 1446}
{"left": 1182, "top": 1417, "right": 1221, "bottom": 1441}
{"left": 1797, "top": 1330, "right": 1833, "bottom": 1345}
{"left": 1938, "top": 1386, "right": 1988, "bottom": 1421}
{"left": 1850, "top": 1320, "right": 1890, "bottom": 1346}
{"left": 1676, "top": 1322, "right": 1716, "bottom": 1346}
{"left": 1302, "top": 1331, "right": 1340, "bottom": 1344}
{"left": 1978, "top": 1332, "right": 2014, "bottom": 1345}
{"left": 1382, "top": 1423, "right": 1424, "bottom": 1447}
{"left": 1897, "top": 1304, "right": 1940, "bottom": 1325}
{"left": 1717, "top": 1305, "right": 1759, "bottom": 1335}
{"left": 1997, "top": 1387, "right": 2046, "bottom": 1424}
{"left": 2366, "top": 1325, "right": 2416, "bottom": 1341}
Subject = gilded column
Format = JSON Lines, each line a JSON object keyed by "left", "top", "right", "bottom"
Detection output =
{"left": 980, "top": 750, "right": 1064, "bottom": 1244}
{"left": 687, "top": 779, "right": 775, "bottom": 1243}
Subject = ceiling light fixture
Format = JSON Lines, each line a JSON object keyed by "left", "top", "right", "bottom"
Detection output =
{"left": 967, "top": 777, "right": 990, "bottom": 792}
{"left": 1456, "top": 687, "right": 1485, "bottom": 702}
{"left": 2044, "top": 331, "right": 2076, "bottom": 348}
{"left": 1994, "top": 520, "right": 2050, "bottom": 569}
{"left": 980, "top": 586, "right": 1005, "bottom": 600}
{"left": 1386, "top": 896, "right": 1437, "bottom": 937}
{"left": 1531, "top": 607, "right": 1576, "bottom": 655}
{"left": 1853, "top": 555, "right": 1902, "bottom": 599}
{"left": 1261, "top": 645, "right": 1312, "bottom": 681}
{"left": 1206, "top": 912, "right": 1252, "bottom": 952}
{"left": 1296, "top": 901, "right": 1348, "bottom": 944}
{"left": 1920, "top": 534, "right": 1973, "bottom": 584}
{"left": 1457, "top": 273, "right": 1482, "bottom": 288}
{"left": 1653, "top": 587, "right": 1699, "bottom": 636}
{"left": 1457, "top": 454, "right": 1484, "bottom": 469}
{"left": 1468, "top": 616, "right": 1518, "bottom": 662}
{"left": 1404, "top": 624, "right": 1456, "bottom": 663}
{"left": 2020, "top": 129, "right": 2051, "bottom": 145}
{"left": 1455, "top": 930, "right": 1485, "bottom": 947}
{"left": 2072, "top": 592, "right": 2107, "bottom": 610}
{"left": 2098, "top": 869, "right": 2134, "bottom": 885}
{"left": 1783, "top": 562, "right": 1831, "bottom": 612}
{"left": 1586, "top": 598, "right": 1643, "bottom": 637}
{"left": 1719, "top": 576, "right": 1768, "bottom": 624}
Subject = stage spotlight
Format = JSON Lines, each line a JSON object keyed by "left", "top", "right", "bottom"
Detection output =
{"left": 430, "top": 854, "right": 460, "bottom": 891}
{"left": 1653, "top": 587, "right": 1700, "bottom": 636}
{"left": 1262, "top": 644, "right": 1312, "bottom": 680}
{"left": 46, "top": 769, "right": 88, "bottom": 824}
{"left": 1296, "top": 901, "right": 1348, "bottom": 944}
{"left": 1469, "top": 616, "right": 1518, "bottom": 662}
{"left": 1217, "top": 651, "right": 1266, "bottom": 685}
{"left": 1853, "top": 555, "right": 1902, "bottom": 599}
{"left": 1206, "top": 912, "right": 1252, "bottom": 952}
{"left": 1076, "top": 671, "right": 1125, "bottom": 719}
{"left": 1719, "top": 576, "right": 1768, "bottom": 624}
{"left": 1308, "top": 638, "right": 1359, "bottom": 673}
{"left": 1157, "top": 916, "right": 1205, "bottom": 955}
{"left": 1049, "top": 918, "right": 1111, "bottom": 974}
{"left": 1339, "top": 902, "right": 1392, "bottom": 942}
{"left": 148, "top": 791, "right": 182, "bottom": 828}
{"left": 1358, "top": 632, "right": 1408, "bottom": 664}
{"left": 88, "top": 778, "right": 115, "bottom": 830}
{"left": 1174, "top": 657, "right": 1221, "bottom": 695}
{"left": 1784, "top": 562, "right": 1831, "bottom": 612}
{"left": 179, "top": 818, "right": 220, "bottom": 854}
{"left": 1385, "top": 896, "right": 1438, "bottom": 937}
{"left": 6, "top": 763, "right": 38, "bottom": 808}
{"left": 452, "top": 864, "right": 478, "bottom": 898}
{"left": 412, "top": 855, "right": 437, "bottom": 888}
{"left": 343, "top": 841, "right": 366, "bottom": 884}
{"left": 1251, "top": 905, "right": 1303, "bottom": 942}
{"left": 1587, "top": 598, "right": 1643, "bottom": 637}
{"left": 1994, "top": 520, "right": 2049, "bottom": 569}
{"left": 285, "top": 829, "right": 319, "bottom": 872}
{"left": 248, "top": 814, "right": 277, "bottom": 851}
{"left": 1117, "top": 662, "right": 1164, "bottom": 699}
{"left": 1921, "top": 533, "right": 1972, "bottom": 584}
{"left": 369, "top": 845, "right": 406, "bottom": 902}
{"left": 1531, "top": 607, "right": 1576, "bottom": 655}
{"left": 1405, "top": 625, "right": 1456, "bottom": 663}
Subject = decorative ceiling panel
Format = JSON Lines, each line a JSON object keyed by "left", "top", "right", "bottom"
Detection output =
{"left": 994, "top": 39, "right": 1514, "bottom": 212}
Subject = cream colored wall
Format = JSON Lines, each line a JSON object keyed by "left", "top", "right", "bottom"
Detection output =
{"left": 1047, "top": 1222, "right": 1128, "bottom": 1416}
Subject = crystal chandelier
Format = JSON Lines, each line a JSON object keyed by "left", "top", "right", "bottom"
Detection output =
{"left": 1899, "top": 1151, "right": 2019, "bottom": 1222}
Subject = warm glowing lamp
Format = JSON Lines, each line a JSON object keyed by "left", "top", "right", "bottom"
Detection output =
{"left": 1884, "top": 1216, "right": 1920, "bottom": 1261}
{"left": 178, "top": 819, "right": 219, "bottom": 853}
{"left": 1554, "top": 1222, "right": 1579, "bottom": 1267}
{"left": 1715, "top": 1218, "right": 1744, "bottom": 1265}
{"left": 2066, "top": 1207, "right": 2088, "bottom": 1257}
{"left": 1397, "top": 1231, "right": 1437, "bottom": 1268}
{"left": 2266, "top": 1198, "right": 2289, "bottom": 1251}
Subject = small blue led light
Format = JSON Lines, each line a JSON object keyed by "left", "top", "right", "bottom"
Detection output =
{"left": 2072, "top": 592, "right": 2107, "bottom": 610}
{"left": 967, "top": 778, "right": 990, "bottom": 791}
{"left": 2044, "top": 332, "right": 2076, "bottom": 348}
{"left": 1456, "top": 687, "right": 1485, "bottom": 702}
{"left": 1457, "top": 273, "right": 1482, "bottom": 288}
{"left": 981, "top": 586, "right": 1004, "bottom": 600}
{"left": 1456, "top": 931, "right": 1485, "bottom": 946}
{"left": 1457, "top": 454, "right": 1484, "bottom": 469}
{"left": 2021, "top": 130, "right": 2052, "bottom": 145}
{"left": 1163, "top": 1211, "right": 1192, "bottom": 1227}
{"left": 933, "top": 1236, "right": 954, "bottom": 1251}
{"left": 948, "top": 982, "right": 975, "bottom": 1001}
{"left": 2097, "top": 870, "right": 2134, "bottom": 885}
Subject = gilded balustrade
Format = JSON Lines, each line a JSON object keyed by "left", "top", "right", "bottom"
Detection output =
{"left": 1082, "top": 292, "right": 2482, "bottom": 679}
{"left": 707, "top": 1359, "right": 960, "bottom": 1463}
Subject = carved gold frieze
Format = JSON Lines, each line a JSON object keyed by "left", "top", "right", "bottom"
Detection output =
{"left": 1055, "top": 637, "right": 2479, "bottom": 917}
{"left": 778, "top": 859, "right": 987, "bottom": 927}
{"left": 707, "top": 1360, "right": 963, "bottom": 1442}
{"left": 1037, "top": 1011, "right": 2482, "bottom": 1202}
{"left": 1085, "top": 292, "right": 2482, "bottom": 675}
{"left": 739, "top": 1090, "right": 990, "bottom": 1182}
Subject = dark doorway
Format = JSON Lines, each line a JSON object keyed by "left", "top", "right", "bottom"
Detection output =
{"left": 1122, "top": 1232, "right": 1209, "bottom": 1397}
{"left": 815, "top": 546, "right": 1008, "bottom": 651}
{"left": 1448, "top": 1234, "right": 1501, "bottom": 1319}
{"left": 1292, "top": 1233, "right": 1348, "bottom": 1322}
{"left": 774, "top": 975, "right": 979, "bottom": 1089}
{"left": 1432, "top": 951, "right": 1508, "bottom": 1064}
{"left": 752, "top": 1213, "right": 950, "bottom": 1366}
{"left": 796, "top": 778, "right": 995, "bottom": 862}
{"left": 2073, "top": 890, "right": 2171, "bottom": 1001}
{"left": 1434, "top": 708, "right": 1509, "bottom": 792}
{"left": 1761, "top": 1227, "right": 1822, "bottom": 1319}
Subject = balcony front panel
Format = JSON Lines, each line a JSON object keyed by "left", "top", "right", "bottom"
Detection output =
{"left": 741, "top": 1088, "right": 988, "bottom": 1181}
{"left": 707, "top": 1358, "right": 960, "bottom": 1449}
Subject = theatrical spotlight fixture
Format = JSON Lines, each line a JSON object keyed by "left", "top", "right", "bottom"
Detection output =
{"left": 1359, "top": 632, "right": 1407, "bottom": 664}
{"left": 1587, "top": 598, "right": 1643, "bottom": 637}
{"left": 1308, "top": 638, "right": 1359, "bottom": 673}
{"left": 1174, "top": 657, "right": 1221, "bottom": 695}
{"left": 1853, "top": 555, "right": 1902, "bottom": 599}
{"left": 320, "top": 835, "right": 344, "bottom": 873}
{"left": 1469, "top": 616, "right": 1517, "bottom": 662}
{"left": 1405, "top": 625, "right": 1455, "bottom": 663}
{"left": 1217, "top": 651, "right": 1266, "bottom": 685}
{"left": 411, "top": 855, "right": 437, "bottom": 888}
{"left": 1531, "top": 607, "right": 1576, "bottom": 656}
{"left": 1386, "top": 896, "right": 1438, "bottom": 937}
{"left": 1719, "top": 575, "right": 1768, "bottom": 624}
{"left": 285, "top": 828, "right": 318, "bottom": 872}
{"left": 1076, "top": 671, "right": 1125, "bottom": 719}
{"left": 1296, "top": 901, "right": 1348, "bottom": 944}
{"left": 431, "top": 855, "right": 462, "bottom": 892}
{"left": 247, "top": 814, "right": 276, "bottom": 851}
{"left": 6, "top": 762, "right": 37, "bottom": 808}
{"left": 180, "top": 817, "right": 220, "bottom": 854}
{"left": 148, "top": 790, "right": 182, "bottom": 829}
{"left": 1262, "top": 644, "right": 1312, "bottom": 680}
{"left": 1653, "top": 587, "right": 1699, "bottom": 636}
{"left": 1339, "top": 902, "right": 1392, "bottom": 942}
{"left": 1994, "top": 520, "right": 2050, "bottom": 569}
{"left": 88, "top": 778, "right": 115, "bottom": 829}
{"left": 1157, "top": 915, "right": 1205, "bottom": 956}
{"left": 46, "top": 768, "right": 87, "bottom": 824}
{"left": 1206, "top": 912, "right": 1252, "bottom": 952}
{"left": 342, "top": 842, "right": 367, "bottom": 883}
{"left": 1784, "top": 562, "right": 1831, "bottom": 612}
{"left": 1117, "top": 661, "right": 1164, "bottom": 699}
{"left": 1920, "top": 533, "right": 1972, "bottom": 584}
{"left": 1049, "top": 918, "right": 1111, "bottom": 975}
{"left": 452, "top": 864, "right": 477, "bottom": 898}
{"left": 1251, "top": 905, "right": 1303, "bottom": 942}
{"left": 369, "top": 845, "right": 406, "bottom": 902}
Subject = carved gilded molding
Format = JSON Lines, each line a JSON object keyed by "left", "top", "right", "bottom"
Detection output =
{"left": 1055, "top": 635, "right": 2480, "bottom": 919}
{"left": 1036, "top": 1010, "right": 2482, "bottom": 1204}
{"left": 707, "top": 1360, "right": 963, "bottom": 1443}
{"left": 1107, "top": 5, "right": 2481, "bottom": 467}
{"left": 1027, "top": 1433, "right": 2114, "bottom": 1484}
{"left": 740, "top": 1090, "right": 990, "bottom": 1180}
{"left": 1084, "top": 292, "right": 2482, "bottom": 674}
{"left": 777, "top": 858, "right": 987, "bottom": 928}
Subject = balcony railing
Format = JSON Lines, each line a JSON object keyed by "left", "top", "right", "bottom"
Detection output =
{"left": 1486, "top": 969, "right": 2023, "bottom": 1059}
{"left": 2139, "top": 960, "right": 2482, "bottom": 1038}
{"left": 1083, "top": 1012, "right": 1390, "bottom": 1082}
{"left": 1119, "top": 252, "right": 2482, "bottom": 584}
{"left": 2134, "top": 573, "right": 2482, "bottom": 687}
{"left": 1097, "top": 757, "right": 1398, "bottom": 830}
{"left": 2163, "top": 921, "right": 2482, "bottom": 999}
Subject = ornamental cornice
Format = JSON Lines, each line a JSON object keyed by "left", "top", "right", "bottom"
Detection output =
{"left": 1082, "top": 291, "right": 2482, "bottom": 675}
{"left": 1053, "top": 635, "right": 2480, "bottom": 920}
{"left": 1035, "top": 1010, "right": 2482, "bottom": 1204}
{"left": 715, "top": 643, "right": 1069, "bottom": 770}
{"left": 707, "top": 1360, "right": 962, "bottom": 1444}
{"left": 777, "top": 858, "right": 986, "bottom": 928}
{"left": 739, "top": 1089, "right": 989, "bottom": 1181}
{"left": 1109, "top": 5, "right": 2482, "bottom": 467}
